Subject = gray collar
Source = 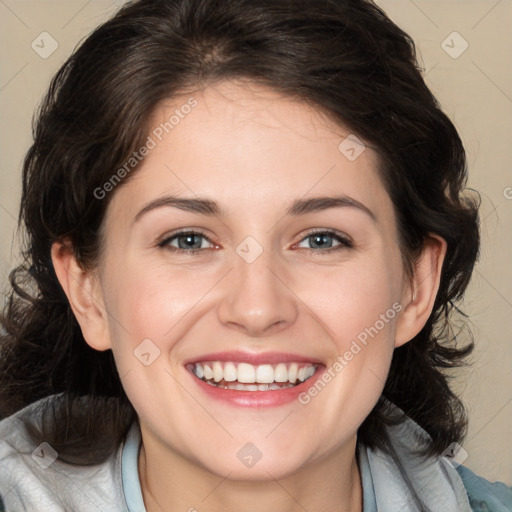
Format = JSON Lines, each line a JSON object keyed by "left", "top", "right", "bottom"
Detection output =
{"left": 357, "top": 397, "right": 472, "bottom": 511}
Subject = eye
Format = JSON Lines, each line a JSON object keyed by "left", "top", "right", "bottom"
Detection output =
{"left": 157, "top": 230, "right": 215, "bottom": 254}
{"left": 295, "top": 230, "right": 353, "bottom": 253}
{"left": 157, "top": 229, "right": 353, "bottom": 255}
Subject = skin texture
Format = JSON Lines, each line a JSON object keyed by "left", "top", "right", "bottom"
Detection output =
{"left": 52, "top": 80, "right": 446, "bottom": 512}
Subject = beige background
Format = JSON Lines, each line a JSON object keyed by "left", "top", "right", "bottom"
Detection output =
{"left": 1, "top": 0, "right": 511, "bottom": 484}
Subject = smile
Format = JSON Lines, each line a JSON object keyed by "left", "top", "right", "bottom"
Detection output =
{"left": 188, "top": 361, "right": 318, "bottom": 391}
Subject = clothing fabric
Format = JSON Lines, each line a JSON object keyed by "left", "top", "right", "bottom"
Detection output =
{"left": 0, "top": 394, "right": 511, "bottom": 511}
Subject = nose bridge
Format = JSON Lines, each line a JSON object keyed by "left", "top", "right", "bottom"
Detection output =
{"left": 216, "top": 235, "right": 298, "bottom": 335}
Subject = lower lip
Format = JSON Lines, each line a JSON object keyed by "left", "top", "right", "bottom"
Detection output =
{"left": 187, "top": 366, "right": 325, "bottom": 407}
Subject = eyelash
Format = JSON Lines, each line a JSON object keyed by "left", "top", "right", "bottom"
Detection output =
{"left": 157, "top": 229, "right": 353, "bottom": 255}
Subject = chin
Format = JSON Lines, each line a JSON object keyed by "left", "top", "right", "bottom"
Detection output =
{"left": 197, "top": 449, "right": 310, "bottom": 482}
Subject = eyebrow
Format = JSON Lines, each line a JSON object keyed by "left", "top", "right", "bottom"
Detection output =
{"left": 133, "top": 194, "right": 376, "bottom": 223}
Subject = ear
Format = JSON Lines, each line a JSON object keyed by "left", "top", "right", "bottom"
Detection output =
{"left": 51, "top": 240, "right": 112, "bottom": 351}
{"left": 395, "top": 234, "right": 447, "bottom": 348}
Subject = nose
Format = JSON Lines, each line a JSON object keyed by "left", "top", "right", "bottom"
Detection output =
{"left": 216, "top": 245, "right": 298, "bottom": 337}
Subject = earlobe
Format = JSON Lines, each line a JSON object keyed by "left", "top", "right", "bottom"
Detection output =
{"left": 51, "top": 240, "right": 112, "bottom": 351}
{"left": 394, "top": 234, "right": 447, "bottom": 348}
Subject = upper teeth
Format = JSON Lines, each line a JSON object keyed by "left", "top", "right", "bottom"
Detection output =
{"left": 193, "top": 362, "right": 316, "bottom": 385}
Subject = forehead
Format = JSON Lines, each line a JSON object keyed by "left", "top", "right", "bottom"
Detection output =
{"left": 106, "top": 80, "right": 394, "bottom": 227}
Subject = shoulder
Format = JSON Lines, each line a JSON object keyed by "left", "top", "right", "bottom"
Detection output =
{"left": 456, "top": 464, "right": 512, "bottom": 512}
{"left": 0, "top": 394, "right": 128, "bottom": 511}
{"left": 365, "top": 398, "right": 512, "bottom": 512}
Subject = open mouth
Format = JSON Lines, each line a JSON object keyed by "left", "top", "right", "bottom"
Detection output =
{"left": 186, "top": 361, "right": 319, "bottom": 391}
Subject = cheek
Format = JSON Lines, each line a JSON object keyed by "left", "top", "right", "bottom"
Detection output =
{"left": 295, "top": 262, "right": 401, "bottom": 433}
{"left": 293, "top": 254, "right": 403, "bottom": 413}
{"left": 101, "top": 265, "right": 193, "bottom": 423}
{"left": 104, "top": 258, "right": 194, "bottom": 333}
{"left": 100, "top": 263, "right": 169, "bottom": 368}
{"left": 102, "top": 260, "right": 220, "bottom": 379}
{"left": 300, "top": 258, "right": 401, "bottom": 344}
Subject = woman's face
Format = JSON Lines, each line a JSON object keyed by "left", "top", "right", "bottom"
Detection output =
{"left": 85, "top": 80, "right": 416, "bottom": 479}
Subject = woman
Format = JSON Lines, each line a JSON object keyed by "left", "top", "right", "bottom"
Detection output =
{"left": 0, "top": 0, "right": 510, "bottom": 510}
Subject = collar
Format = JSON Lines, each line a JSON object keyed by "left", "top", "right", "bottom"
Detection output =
{"left": 357, "top": 397, "right": 472, "bottom": 511}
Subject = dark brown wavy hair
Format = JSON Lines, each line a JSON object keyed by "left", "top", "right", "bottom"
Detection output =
{"left": 0, "top": 0, "right": 479, "bottom": 491}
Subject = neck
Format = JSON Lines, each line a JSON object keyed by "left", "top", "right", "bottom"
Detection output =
{"left": 138, "top": 434, "right": 363, "bottom": 512}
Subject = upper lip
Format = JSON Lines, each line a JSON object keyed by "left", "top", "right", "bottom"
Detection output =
{"left": 183, "top": 351, "right": 324, "bottom": 366}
